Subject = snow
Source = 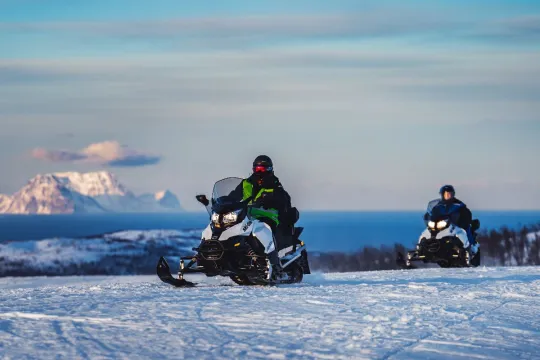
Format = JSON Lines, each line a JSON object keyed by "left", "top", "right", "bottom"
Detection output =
{"left": 1, "top": 266, "right": 539, "bottom": 359}
{"left": 53, "top": 171, "right": 129, "bottom": 197}
{"left": 527, "top": 231, "right": 540, "bottom": 242}
{"left": 2, "top": 174, "right": 106, "bottom": 214}
{"left": 0, "top": 230, "right": 201, "bottom": 276}
{"left": 153, "top": 190, "right": 182, "bottom": 209}
{"left": 155, "top": 190, "right": 168, "bottom": 200}
{"left": 0, "top": 194, "right": 11, "bottom": 212}
{"left": 0, "top": 171, "right": 182, "bottom": 214}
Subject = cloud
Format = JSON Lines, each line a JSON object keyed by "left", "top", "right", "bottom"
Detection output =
{"left": 3, "top": 12, "right": 539, "bottom": 53}
{"left": 31, "top": 148, "right": 87, "bottom": 162}
{"left": 2, "top": 46, "right": 538, "bottom": 121}
{"left": 476, "top": 15, "right": 540, "bottom": 41}
{"left": 0, "top": 12, "right": 463, "bottom": 43}
{"left": 31, "top": 141, "right": 161, "bottom": 167}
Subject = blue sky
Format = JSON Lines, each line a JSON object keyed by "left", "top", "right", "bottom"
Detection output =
{"left": 1, "top": 0, "right": 539, "bottom": 210}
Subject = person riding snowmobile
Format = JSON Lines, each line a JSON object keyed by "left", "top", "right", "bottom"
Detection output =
{"left": 230, "top": 155, "right": 298, "bottom": 275}
{"left": 424, "top": 185, "right": 478, "bottom": 253}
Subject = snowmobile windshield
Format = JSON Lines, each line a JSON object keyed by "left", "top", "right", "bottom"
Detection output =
{"left": 427, "top": 199, "right": 463, "bottom": 221}
{"left": 426, "top": 199, "right": 441, "bottom": 215}
{"left": 211, "top": 177, "right": 245, "bottom": 213}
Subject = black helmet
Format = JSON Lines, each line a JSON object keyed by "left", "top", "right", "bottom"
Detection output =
{"left": 439, "top": 184, "right": 455, "bottom": 198}
{"left": 252, "top": 155, "right": 273, "bottom": 174}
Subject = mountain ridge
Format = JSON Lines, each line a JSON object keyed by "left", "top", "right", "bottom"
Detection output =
{"left": 0, "top": 171, "right": 182, "bottom": 214}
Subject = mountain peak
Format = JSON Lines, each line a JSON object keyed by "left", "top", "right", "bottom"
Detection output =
{"left": 155, "top": 190, "right": 172, "bottom": 201}
{"left": 51, "top": 171, "right": 128, "bottom": 197}
{"left": 0, "top": 171, "right": 182, "bottom": 214}
{"left": 154, "top": 190, "right": 181, "bottom": 209}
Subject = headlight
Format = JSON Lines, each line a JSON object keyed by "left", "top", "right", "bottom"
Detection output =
{"left": 223, "top": 210, "right": 241, "bottom": 224}
{"left": 211, "top": 212, "right": 219, "bottom": 224}
{"left": 436, "top": 220, "right": 448, "bottom": 229}
{"left": 428, "top": 221, "right": 436, "bottom": 229}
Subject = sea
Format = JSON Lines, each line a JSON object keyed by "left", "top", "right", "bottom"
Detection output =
{"left": 1, "top": 211, "right": 540, "bottom": 252}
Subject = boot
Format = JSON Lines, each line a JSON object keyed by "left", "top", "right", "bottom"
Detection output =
{"left": 467, "top": 228, "right": 479, "bottom": 255}
{"left": 267, "top": 250, "right": 285, "bottom": 281}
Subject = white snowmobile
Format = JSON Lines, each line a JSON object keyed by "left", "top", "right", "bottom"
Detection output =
{"left": 157, "top": 177, "right": 310, "bottom": 287}
{"left": 397, "top": 199, "right": 481, "bottom": 269}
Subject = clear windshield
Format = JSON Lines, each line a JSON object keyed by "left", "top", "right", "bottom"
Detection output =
{"left": 426, "top": 199, "right": 441, "bottom": 215}
{"left": 212, "top": 177, "right": 243, "bottom": 201}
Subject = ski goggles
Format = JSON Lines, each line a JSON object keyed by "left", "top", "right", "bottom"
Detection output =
{"left": 253, "top": 165, "right": 273, "bottom": 173}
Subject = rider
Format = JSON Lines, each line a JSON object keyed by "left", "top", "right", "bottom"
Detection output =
{"left": 425, "top": 185, "right": 478, "bottom": 253}
{"left": 230, "top": 155, "right": 297, "bottom": 275}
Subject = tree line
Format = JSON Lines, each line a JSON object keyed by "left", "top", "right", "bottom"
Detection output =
{"left": 2, "top": 223, "right": 538, "bottom": 276}
{"left": 310, "top": 223, "right": 540, "bottom": 272}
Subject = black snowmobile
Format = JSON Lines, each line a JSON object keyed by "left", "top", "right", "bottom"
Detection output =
{"left": 397, "top": 200, "right": 481, "bottom": 269}
{"left": 157, "top": 177, "right": 310, "bottom": 287}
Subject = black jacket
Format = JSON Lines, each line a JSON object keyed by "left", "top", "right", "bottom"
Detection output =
{"left": 230, "top": 174, "right": 292, "bottom": 214}
{"left": 450, "top": 198, "right": 473, "bottom": 230}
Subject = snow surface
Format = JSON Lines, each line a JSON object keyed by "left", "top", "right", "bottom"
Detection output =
{"left": 1, "top": 266, "right": 539, "bottom": 359}
{"left": 527, "top": 231, "right": 540, "bottom": 242}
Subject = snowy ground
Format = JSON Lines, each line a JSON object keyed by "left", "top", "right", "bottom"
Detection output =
{"left": 0, "top": 230, "right": 201, "bottom": 276}
{"left": 1, "top": 267, "right": 539, "bottom": 360}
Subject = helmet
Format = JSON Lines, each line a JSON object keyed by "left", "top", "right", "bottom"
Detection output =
{"left": 252, "top": 155, "right": 273, "bottom": 174}
{"left": 439, "top": 185, "right": 455, "bottom": 198}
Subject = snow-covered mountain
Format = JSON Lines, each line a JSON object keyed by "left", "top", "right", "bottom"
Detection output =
{"left": 0, "top": 229, "right": 201, "bottom": 276}
{"left": 154, "top": 190, "right": 182, "bottom": 209}
{"left": 0, "top": 171, "right": 183, "bottom": 214}
{"left": 138, "top": 190, "right": 181, "bottom": 210}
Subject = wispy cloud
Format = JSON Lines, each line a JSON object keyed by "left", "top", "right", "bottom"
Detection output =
{"left": 31, "top": 141, "right": 161, "bottom": 167}
{"left": 0, "top": 12, "right": 464, "bottom": 43}
{"left": 3, "top": 12, "right": 538, "bottom": 54}
{"left": 475, "top": 15, "right": 540, "bottom": 41}
{"left": 31, "top": 148, "right": 87, "bottom": 162}
{"left": 1, "top": 47, "right": 538, "bottom": 124}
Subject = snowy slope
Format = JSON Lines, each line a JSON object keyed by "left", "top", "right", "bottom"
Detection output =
{"left": 0, "top": 194, "right": 11, "bottom": 212}
{"left": 1, "top": 267, "right": 539, "bottom": 359}
{"left": 4, "top": 174, "right": 106, "bottom": 214}
{"left": 0, "top": 230, "right": 202, "bottom": 276}
{"left": 527, "top": 231, "right": 540, "bottom": 242}
{"left": 53, "top": 171, "right": 131, "bottom": 197}
{"left": 0, "top": 171, "right": 182, "bottom": 214}
{"left": 53, "top": 171, "right": 138, "bottom": 212}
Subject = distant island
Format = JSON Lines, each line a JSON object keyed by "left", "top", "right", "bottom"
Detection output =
{"left": 0, "top": 171, "right": 183, "bottom": 214}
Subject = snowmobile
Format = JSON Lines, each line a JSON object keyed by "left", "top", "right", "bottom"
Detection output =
{"left": 397, "top": 200, "right": 481, "bottom": 269}
{"left": 157, "top": 177, "right": 310, "bottom": 287}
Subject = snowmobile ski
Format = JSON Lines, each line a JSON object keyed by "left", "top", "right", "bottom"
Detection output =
{"left": 396, "top": 252, "right": 418, "bottom": 270}
{"left": 157, "top": 256, "right": 196, "bottom": 287}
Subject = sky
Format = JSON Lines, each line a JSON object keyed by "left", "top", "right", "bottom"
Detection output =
{"left": 1, "top": 0, "right": 539, "bottom": 211}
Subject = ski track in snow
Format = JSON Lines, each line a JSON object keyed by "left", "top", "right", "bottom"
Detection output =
{"left": 1, "top": 267, "right": 539, "bottom": 360}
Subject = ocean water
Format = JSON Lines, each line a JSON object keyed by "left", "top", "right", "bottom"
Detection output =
{"left": 1, "top": 211, "right": 539, "bottom": 252}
